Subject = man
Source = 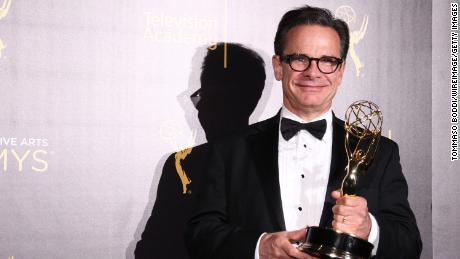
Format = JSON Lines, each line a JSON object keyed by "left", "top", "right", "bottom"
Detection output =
{"left": 134, "top": 43, "right": 266, "bottom": 258}
{"left": 186, "top": 5, "right": 422, "bottom": 259}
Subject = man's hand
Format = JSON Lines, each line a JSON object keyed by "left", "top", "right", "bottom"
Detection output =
{"left": 331, "top": 190, "right": 371, "bottom": 240}
{"left": 259, "top": 228, "right": 317, "bottom": 259}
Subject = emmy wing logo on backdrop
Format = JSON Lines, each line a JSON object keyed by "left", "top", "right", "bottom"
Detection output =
{"left": 0, "top": 0, "right": 11, "bottom": 59}
{"left": 174, "top": 130, "right": 196, "bottom": 195}
{"left": 335, "top": 5, "right": 368, "bottom": 77}
{"left": 159, "top": 120, "right": 197, "bottom": 195}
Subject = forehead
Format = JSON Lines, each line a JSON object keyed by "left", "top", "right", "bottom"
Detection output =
{"left": 283, "top": 24, "right": 341, "bottom": 56}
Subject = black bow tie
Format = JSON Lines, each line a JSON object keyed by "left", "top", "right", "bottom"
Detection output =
{"left": 280, "top": 118, "right": 327, "bottom": 141}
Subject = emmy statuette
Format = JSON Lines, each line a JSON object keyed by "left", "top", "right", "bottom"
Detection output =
{"left": 299, "top": 100, "right": 383, "bottom": 259}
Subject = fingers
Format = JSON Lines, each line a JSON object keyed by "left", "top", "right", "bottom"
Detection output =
{"left": 260, "top": 229, "right": 311, "bottom": 259}
{"left": 286, "top": 228, "right": 307, "bottom": 241}
{"left": 285, "top": 244, "right": 310, "bottom": 259}
{"left": 332, "top": 198, "right": 368, "bottom": 220}
{"left": 331, "top": 190, "right": 341, "bottom": 200}
{"left": 331, "top": 213, "right": 371, "bottom": 240}
{"left": 331, "top": 215, "right": 355, "bottom": 230}
{"left": 259, "top": 232, "right": 289, "bottom": 258}
{"left": 336, "top": 196, "right": 367, "bottom": 207}
{"left": 333, "top": 214, "right": 350, "bottom": 225}
{"left": 283, "top": 229, "right": 309, "bottom": 259}
{"left": 331, "top": 190, "right": 368, "bottom": 207}
{"left": 330, "top": 191, "right": 371, "bottom": 240}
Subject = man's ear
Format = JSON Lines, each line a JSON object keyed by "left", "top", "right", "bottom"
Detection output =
{"left": 272, "top": 55, "right": 283, "bottom": 81}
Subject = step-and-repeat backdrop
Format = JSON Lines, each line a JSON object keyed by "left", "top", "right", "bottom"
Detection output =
{"left": 0, "top": 0, "right": 443, "bottom": 258}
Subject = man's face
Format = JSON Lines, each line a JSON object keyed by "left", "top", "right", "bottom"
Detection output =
{"left": 272, "top": 24, "right": 345, "bottom": 119}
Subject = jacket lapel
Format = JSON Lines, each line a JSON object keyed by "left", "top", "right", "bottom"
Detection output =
{"left": 319, "top": 115, "right": 348, "bottom": 227}
{"left": 249, "top": 112, "right": 286, "bottom": 231}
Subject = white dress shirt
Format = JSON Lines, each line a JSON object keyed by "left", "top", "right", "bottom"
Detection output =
{"left": 278, "top": 107, "right": 333, "bottom": 230}
{"left": 254, "top": 106, "right": 379, "bottom": 258}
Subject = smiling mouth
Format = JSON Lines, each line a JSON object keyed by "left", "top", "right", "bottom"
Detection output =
{"left": 295, "top": 82, "right": 327, "bottom": 88}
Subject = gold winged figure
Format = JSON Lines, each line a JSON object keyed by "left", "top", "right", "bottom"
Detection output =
{"left": 335, "top": 5, "right": 368, "bottom": 77}
{"left": 0, "top": 0, "right": 12, "bottom": 59}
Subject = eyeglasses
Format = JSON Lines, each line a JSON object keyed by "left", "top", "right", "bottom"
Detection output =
{"left": 190, "top": 89, "right": 202, "bottom": 108}
{"left": 280, "top": 54, "right": 343, "bottom": 74}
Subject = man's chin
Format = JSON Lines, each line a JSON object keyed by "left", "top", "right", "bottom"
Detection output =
{"left": 297, "top": 101, "right": 330, "bottom": 113}
{"left": 297, "top": 99, "right": 324, "bottom": 109}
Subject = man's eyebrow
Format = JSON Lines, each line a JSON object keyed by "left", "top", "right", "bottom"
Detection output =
{"left": 286, "top": 53, "right": 307, "bottom": 57}
{"left": 288, "top": 53, "right": 340, "bottom": 58}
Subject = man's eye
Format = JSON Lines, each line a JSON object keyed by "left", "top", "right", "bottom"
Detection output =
{"left": 320, "top": 57, "right": 338, "bottom": 64}
{"left": 293, "top": 55, "right": 307, "bottom": 62}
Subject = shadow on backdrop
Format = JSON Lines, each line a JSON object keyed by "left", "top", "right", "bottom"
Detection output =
{"left": 133, "top": 42, "right": 266, "bottom": 259}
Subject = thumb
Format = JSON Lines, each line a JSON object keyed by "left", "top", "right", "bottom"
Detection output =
{"left": 331, "top": 190, "right": 342, "bottom": 200}
{"left": 286, "top": 228, "right": 307, "bottom": 241}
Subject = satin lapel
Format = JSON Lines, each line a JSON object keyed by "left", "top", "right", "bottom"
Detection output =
{"left": 319, "top": 116, "right": 348, "bottom": 227}
{"left": 249, "top": 113, "right": 286, "bottom": 231}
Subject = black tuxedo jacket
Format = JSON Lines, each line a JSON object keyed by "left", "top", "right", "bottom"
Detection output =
{"left": 186, "top": 113, "right": 422, "bottom": 259}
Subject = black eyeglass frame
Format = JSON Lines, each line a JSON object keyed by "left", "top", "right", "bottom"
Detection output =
{"left": 279, "top": 54, "right": 344, "bottom": 74}
{"left": 190, "top": 88, "right": 202, "bottom": 108}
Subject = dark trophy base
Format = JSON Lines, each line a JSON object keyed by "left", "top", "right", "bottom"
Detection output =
{"left": 299, "top": 226, "right": 373, "bottom": 259}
